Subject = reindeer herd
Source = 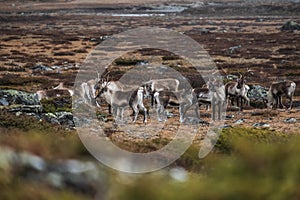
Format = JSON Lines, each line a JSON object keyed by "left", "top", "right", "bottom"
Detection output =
{"left": 35, "top": 70, "right": 297, "bottom": 125}
{"left": 71, "top": 70, "right": 296, "bottom": 125}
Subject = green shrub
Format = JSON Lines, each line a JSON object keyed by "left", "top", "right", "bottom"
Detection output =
{"left": 41, "top": 96, "right": 72, "bottom": 113}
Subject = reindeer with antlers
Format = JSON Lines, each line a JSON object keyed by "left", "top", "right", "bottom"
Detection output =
{"left": 225, "top": 70, "right": 253, "bottom": 109}
{"left": 95, "top": 81, "right": 147, "bottom": 124}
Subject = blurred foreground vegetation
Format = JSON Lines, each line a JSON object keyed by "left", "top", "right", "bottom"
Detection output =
{"left": 0, "top": 110, "right": 299, "bottom": 199}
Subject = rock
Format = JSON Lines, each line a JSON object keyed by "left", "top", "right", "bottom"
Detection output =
{"left": 0, "top": 147, "right": 107, "bottom": 196}
{"left": 252, "top": 122, "right": 270, "bottom": 128}
{"left": 248, "top": 85, "right": 268, "bottom": 100}
{"left": 15, "top": 152, "right": 46, "bottom": 171}
{"left": 8, "top": 105, "right": 43, "bottom": 113}
{"left": 248, "top": 85, "right": 268, "bottom": 108}
{"left": 200, "top": 28, "right": 211, "bottom": 34}
{"left": 56, "top": 111, "right": 74, "bottom": 127}
{"left": 136, "top": 60, "right": 149, "bottom": 66}
{"left": 284, "top": 118, "right": 297, "bottom": 123}
{"left": 281, "top": 21, "right": 300, "bottom": 31}
{"left": 42, "top": 112, "right": 75, "bottom": 128}
{"left": 221, "top": 124, "right": 232, "bottom": 129}
{"left": 169, "top": 167, "right": 188, "bottom": 182}
{"left": 31, "top": 64, "right": 54, "bottom": 71}
{"left": 0, "top": 98, "right": 9, "bottom": 106}
{"left": 225, "top": 114, "right": 235, "bottom": 119}
{"left": 0, "top": 89, "right": 40, "bottom": 106}
{"left": 42, "top": 113, "right": 60, "bottom": 124}
{"left": 226, "top": 106, "right": 240, "bottom": 112}
{"left": 234, "top": 118, "right": 245, "bottom": 125}
{"left": 227, "top": 45, "right": 242, "bottom": 54}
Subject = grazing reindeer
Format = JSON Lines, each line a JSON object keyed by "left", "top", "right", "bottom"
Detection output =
{"left": 154, "top": 89, "right": 199, "bottom": 123}
{"left": 193, "top": 87, "right": 211, "bottom": 110}
{"left": 95, "top": 84, "right": 147, "bottom": 124}
{"left": 35, "top": 82, "right": 73, "bottom": 101}
{"left": 225, "top": 73, "right": 250, "bottom": 108}
{"left": 267, "top": 80, "right": 296, "bottom": 109}
{"left": 208, "top": 79, "right": 226, "bottom": 121}
{"left": 143, "top": 78, "right": 180, "bottom": 106}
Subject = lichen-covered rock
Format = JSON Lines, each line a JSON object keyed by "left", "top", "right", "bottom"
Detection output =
{"left": 42, "top": 112, "right": 75, "bottom": 128}
{"left": 0, "top": 89, "right": 40, "bottom": 106}
{"left": 248, "top": 85, "right": 268, "bottom": 101}
{"left": 8, "top": 105, "right": 43, "bottom": 113}
{"left": 0, "top": 146, "right": 107, "bottom": 196}
{"left": 281, "top": 21, "right": 300, "bottom": 31}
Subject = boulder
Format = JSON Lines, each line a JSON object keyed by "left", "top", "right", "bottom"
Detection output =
{"left": 248, "top": 85, "right": 268, "bottom": 108}
{"left": 0, "top": 89, "right": 40, "bottom": 106}
{"left": 30, "top": 64, "right": 53, "bottom": 71}
{"left": 281, "top": 21, "right": 300, "bottom": 31}
{"left": 8, "top": 105, "right": 43, "bottom": 113}
{"left": 0, "top": 146, "right": 107, "bottom": 196}
{"left": 42, "top": 112, "right": 75, "bottom": 128}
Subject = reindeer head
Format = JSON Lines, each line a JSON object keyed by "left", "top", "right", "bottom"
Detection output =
{"left": 236, "top": 73, "right": 245, "bottom": 89}
{"left": 95, "top": 81, "right": 110, "bottom": 98}
{"left": 208, "top": 78, "right": 223, "bottom": 92}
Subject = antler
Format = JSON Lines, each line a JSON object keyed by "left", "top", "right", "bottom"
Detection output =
{"left": 238, "top": 72, "right": 243, "bottom": 79}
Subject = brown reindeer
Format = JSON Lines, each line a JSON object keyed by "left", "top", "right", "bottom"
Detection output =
{"left": 267, "top": 80, "right": 296, "bottom": 109}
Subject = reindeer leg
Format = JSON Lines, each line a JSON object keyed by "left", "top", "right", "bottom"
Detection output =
{"left": 219, "top": 101, "right": 223, "bottom": 121}
{"left": 212, "top": 103, "right": 216, "bottom": 121}
{"left": 278, "top": 96, "right": 285, "bottom": 109}
{"left": 108, "top": 105, "right": 112, "bottom": 114}
{"left": 151, "top": 94, "right": 154, "bottom": 107}
{"left": 195, "top": 104, "right": 200, "bottom": 120}
{"left": 179, "top": 105, "right": 185, "bottom": 123}
{"left": 157, "top": 105, "right": 163, "bottom": 122}
{"left": 112, "top": 106, "right": 118, "bottom": 122}
{"left": 139, "top": 104, "right": 147, "bottom": 124}
{"left": 132, "top": 104, "right": 138, "bottom": 123}
{"left": 287, "top": 95, "right": 293, "bottom": 110}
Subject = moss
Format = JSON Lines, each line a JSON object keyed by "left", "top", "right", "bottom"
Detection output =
{"left": 215, "top": 127, "right": 291, "bottom": 154}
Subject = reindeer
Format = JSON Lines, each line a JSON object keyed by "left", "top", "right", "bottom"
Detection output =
{"left": 267, "top": 80, "right": 296, "bottom": 110}
{"left": 35, "top": 82, "right": 73, "bottom": 101}
{"left": 95, "top": 84, "right": 147, "bottom": 124}
{"left": 193, "top": 87, "right": 211, "bottom": 110}
{"left": 208, "top": 79, "right": 226, "bottom": 121}
{"left": 225, "top": 73, "right": 250, "bottom": 109}
{"left": 154, "top": 89, "right": 199, "bottom": 123}
{"left": 80, "top": 79, "right": 99, "bottom": 107}
{"left": 143, "top": 78, "right": 180, "bottom": 106}
{"left": 53, "top": 82, "right": 74, "bottom": 96}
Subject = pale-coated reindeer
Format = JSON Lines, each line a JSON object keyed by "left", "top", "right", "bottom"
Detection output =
{"left": 154, "top": 89, "right": 199, "bottom": 123}
{"left": 267, "top": 80, "right": 296, "bottom": 110}
{"left": 95, "top": 84, "right": 147, "bottom": 124}
{"left": 208, "top": 79, "right": 226, "bottom": 121}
